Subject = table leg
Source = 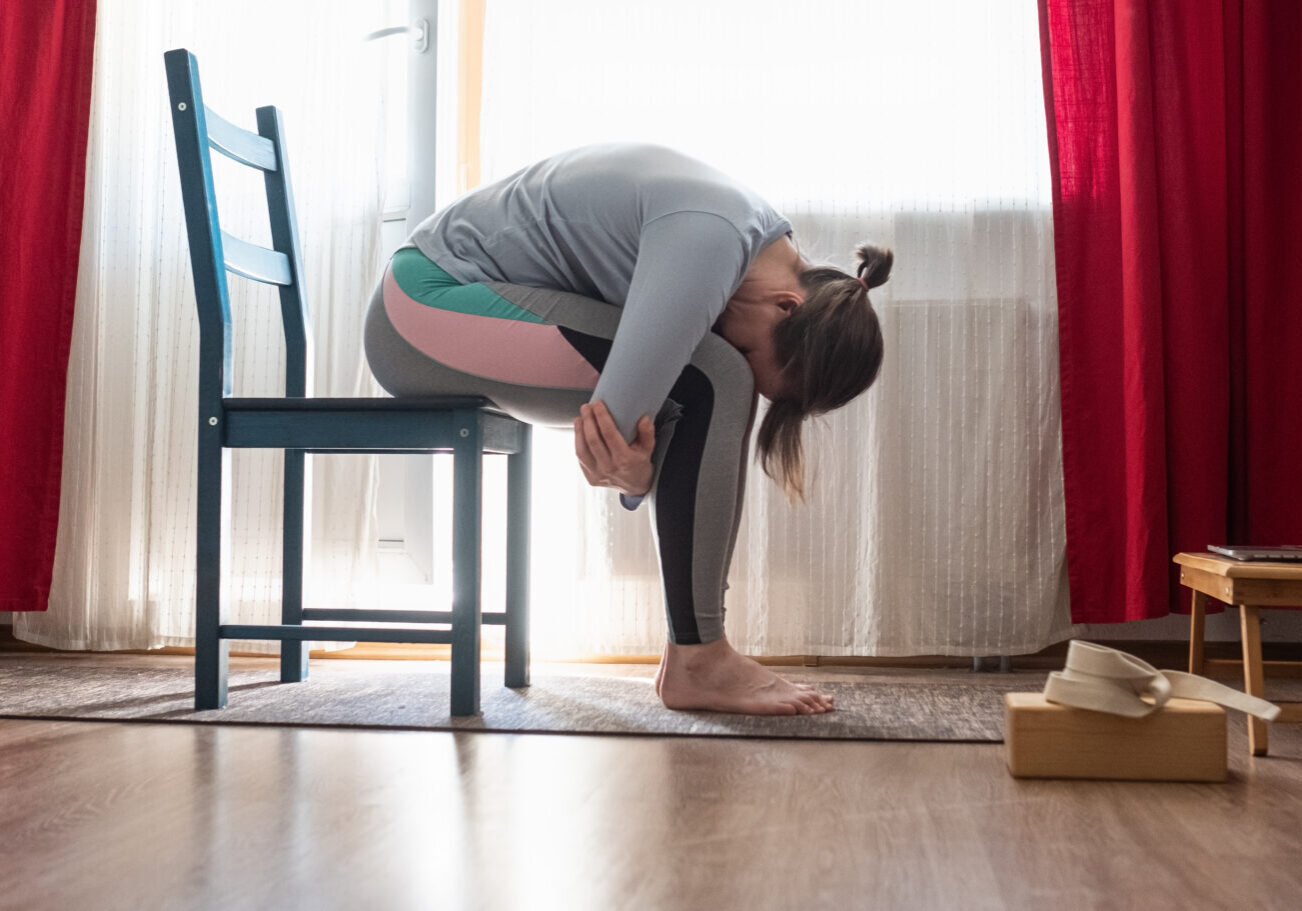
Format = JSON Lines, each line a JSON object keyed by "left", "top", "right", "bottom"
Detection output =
{"left": 1239, "top": 604, "right": 1268, "bottom": 756}
{"left": 1188, "top": 590, "right": 1207, "bottom": 674}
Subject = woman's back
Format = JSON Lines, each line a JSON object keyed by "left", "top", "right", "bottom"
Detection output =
{"left": 408, "top": 142, "right": 789, "bottom": 308}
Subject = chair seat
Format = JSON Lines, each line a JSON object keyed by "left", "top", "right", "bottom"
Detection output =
{"left": 220, "top": 396, "right": 528, "bottom": 453}
{"left": 224, "top": 395, "right": 496, "bottom": 411}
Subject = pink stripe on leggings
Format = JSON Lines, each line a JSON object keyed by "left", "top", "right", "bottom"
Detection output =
{"left": 382, "top": 267, "right": 600, "bottom": 390}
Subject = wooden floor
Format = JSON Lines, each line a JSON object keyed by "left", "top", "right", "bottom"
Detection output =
{"left": 3, "top": 659, "right": 1301, "bottom": 911}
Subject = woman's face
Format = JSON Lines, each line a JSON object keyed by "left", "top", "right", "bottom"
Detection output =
{"left": 720, "top": 236, "right": 807, "bottom": 398}
{"left": 744, "top": 334, "right": 791, "bottom": 399}
{"left": 717, "top": 294, "right": 800, "bottom": 399}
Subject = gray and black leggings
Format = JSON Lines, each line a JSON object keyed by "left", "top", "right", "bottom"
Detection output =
{"left": 364, "top": 248, "right": 757, "bottom": 644}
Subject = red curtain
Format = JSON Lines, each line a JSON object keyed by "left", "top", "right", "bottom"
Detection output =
{"left": 1040, "top": 0, "right": 1302, "bottom": 623}
{"left": 0, "top": 1, "right": 97, "bottom": 611}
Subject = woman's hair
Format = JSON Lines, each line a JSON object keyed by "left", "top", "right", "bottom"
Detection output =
{"left": 755, "top": 242, "right": 892, "bottom": 501}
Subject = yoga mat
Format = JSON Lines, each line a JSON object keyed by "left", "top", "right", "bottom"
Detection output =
{"left": 0, "top": 654, "right": 1052, "bottom": 741}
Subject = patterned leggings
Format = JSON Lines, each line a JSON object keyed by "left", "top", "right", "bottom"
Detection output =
{"left": 363, "top": 247, "right": 756, "bottom": 644}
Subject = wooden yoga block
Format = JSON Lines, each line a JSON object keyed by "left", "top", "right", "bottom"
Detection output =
{"left": 1004, "top": 693, "right": 1227, "bottom": 782}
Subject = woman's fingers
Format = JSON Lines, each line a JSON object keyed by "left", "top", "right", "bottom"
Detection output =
{"left": 590, "top": 401, "right": 627, "bottom": 451}
{"left": 573, "top": 414, "right": 603, "bottom": 482}
{"left": 590, "top": 401, "right": 655, "bottom": 462}
{"left": 632, "top": 414, "right": 656, "bottom": 455}
{"left": 578, "top": 404, "right": 612, "bottom": 464}
{"left": 573, "top": 401, "right": 654, "bottom": 496}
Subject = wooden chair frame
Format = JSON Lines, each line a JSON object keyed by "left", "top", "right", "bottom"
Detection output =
{"left": 164, "top": 48, "right": 530, "bottom": 716}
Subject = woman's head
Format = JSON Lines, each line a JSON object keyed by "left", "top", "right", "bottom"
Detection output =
{"left": 756, "top": 242, "right": 891, "bottom": 500}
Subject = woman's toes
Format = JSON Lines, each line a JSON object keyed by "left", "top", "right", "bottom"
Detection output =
{"left": 790, "top": 683, "right": 835, "bottom": 710}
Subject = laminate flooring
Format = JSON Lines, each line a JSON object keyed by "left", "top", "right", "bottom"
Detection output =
{"left": 2, "top": 656, "right": 1300, "bottom": 911}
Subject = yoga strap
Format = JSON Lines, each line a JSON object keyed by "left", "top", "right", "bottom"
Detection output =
{"left": 1043, "top": 641, "right": 1281, "bottom": 721}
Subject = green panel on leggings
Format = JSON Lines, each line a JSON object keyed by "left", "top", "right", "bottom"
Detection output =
{"left": 389, "top": 247, "right": 546, "bottom": 323}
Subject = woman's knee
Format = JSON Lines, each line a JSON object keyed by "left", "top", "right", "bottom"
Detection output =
{"left": 692, "top": 334, "right": 755, "bottom": 415}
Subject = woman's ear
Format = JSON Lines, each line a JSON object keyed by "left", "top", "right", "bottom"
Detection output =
{"left": 775, "top": 292, "right": 802, "bottom": 314}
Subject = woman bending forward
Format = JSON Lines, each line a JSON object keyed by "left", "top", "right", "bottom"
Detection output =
{"left": 365, "top": 143, "right": 890, "bottom": 716}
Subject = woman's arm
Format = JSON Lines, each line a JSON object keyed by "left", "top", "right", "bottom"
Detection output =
{"left": 590, "top": 211, "right": 749, "bottom": 441}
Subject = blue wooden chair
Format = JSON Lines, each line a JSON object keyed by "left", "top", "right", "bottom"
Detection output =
{"left": 163, "top": 48, "right": 530, "bottom": 716}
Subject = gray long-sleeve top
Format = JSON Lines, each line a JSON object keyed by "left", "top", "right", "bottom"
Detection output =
{"left": 409, "top": 143, "right": 792, "bottom": 442}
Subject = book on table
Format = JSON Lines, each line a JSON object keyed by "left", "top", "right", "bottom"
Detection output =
{"left": 1207, "top": 545, "right": 1302, "bottom": 562}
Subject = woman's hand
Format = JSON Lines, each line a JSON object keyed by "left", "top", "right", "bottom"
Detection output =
{"left": 573, "top": 401, "right": 656, "bottom": 497}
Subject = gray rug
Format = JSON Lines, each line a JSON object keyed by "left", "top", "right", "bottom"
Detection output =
{"left": 0, "top": 657, "right": 1049, "bottom": 741}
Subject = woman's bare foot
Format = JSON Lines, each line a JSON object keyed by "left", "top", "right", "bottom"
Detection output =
{"left": 658, "top": 636, "right": 834, "bottom": 715}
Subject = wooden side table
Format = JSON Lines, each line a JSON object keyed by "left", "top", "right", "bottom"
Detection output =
{"left": 1174, "top": 552, "right": 1302, "bottom": 755}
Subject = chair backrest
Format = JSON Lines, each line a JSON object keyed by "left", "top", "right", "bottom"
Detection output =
{"left": 164, "top": 48, "right": 312, "bottom": 411}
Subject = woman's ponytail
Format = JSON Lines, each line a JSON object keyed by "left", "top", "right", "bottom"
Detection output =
{"left": 755, "top": 241, "right": 891, "bottom": 501}
{"left": 856, "top": 243, "right": 894, "bottom": 290}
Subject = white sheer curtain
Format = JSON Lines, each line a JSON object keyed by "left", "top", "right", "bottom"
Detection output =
{"left": 481, "top": 0, "right": 1079, "bottom": 657}
{"left": 18, "top": 0, "right": 390, "bottom": 651}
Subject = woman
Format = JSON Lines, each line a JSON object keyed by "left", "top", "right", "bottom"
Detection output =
{"left": 365, "top": 143, "right": 890, "bottom": 716}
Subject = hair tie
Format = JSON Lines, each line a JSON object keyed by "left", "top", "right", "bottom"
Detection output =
{"left": 857, "top": 275, "right": 869, "bottom": 291}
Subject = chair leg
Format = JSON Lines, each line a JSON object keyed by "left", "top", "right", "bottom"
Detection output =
{"left": 1240, "top": 604, "right": 1268, "bottom": 756}
{"left": 505, "top": 425, "right": 531, "bottom": 689}
{"left": 195, "top": 440, "right": 229, "bottom": 710}
{"left": 1188, "top": 590, "right": 1207, "bottom": 675}
{"left": 451, "top": 415, "right": 484, "bottom": 716}
{"left": 281, "top": 449, "right": 309, "bottom": 683}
